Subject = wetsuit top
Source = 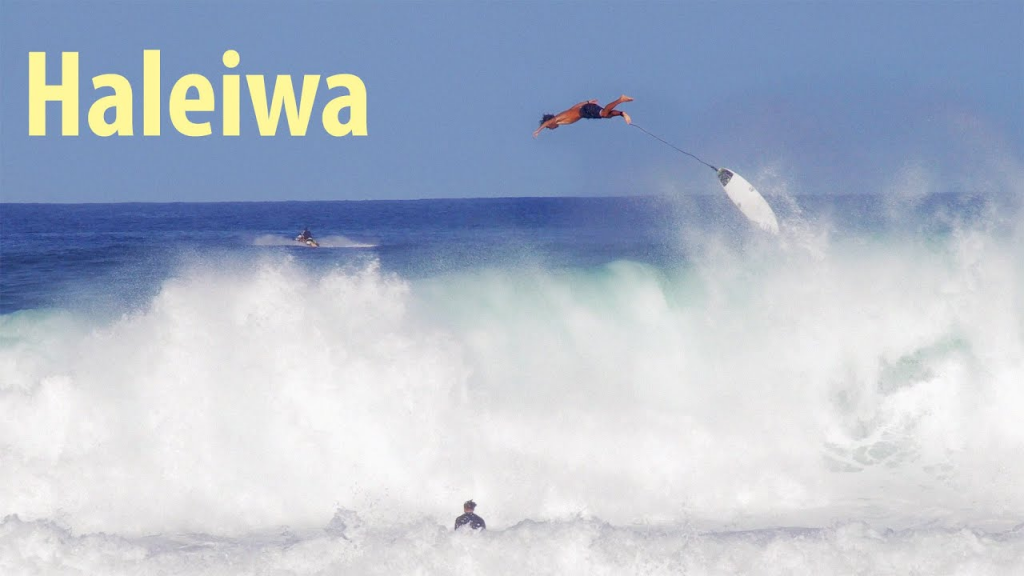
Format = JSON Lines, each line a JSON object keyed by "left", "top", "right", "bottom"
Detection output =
{"left": 579, "top": 102, "right": 603, "bottom": 119}
{"left": 454, "top": 512, "right": 486, "bottom": 531}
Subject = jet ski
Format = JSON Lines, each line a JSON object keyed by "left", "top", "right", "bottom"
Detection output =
{"left": 296, "top": 232, "right": 319, "bottom": 248}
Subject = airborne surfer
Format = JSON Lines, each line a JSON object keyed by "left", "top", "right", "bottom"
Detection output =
{"left": 533, "top": 95, "right": 634, "bottom": 138}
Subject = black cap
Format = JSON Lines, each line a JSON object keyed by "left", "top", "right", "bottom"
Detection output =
{"left": 464, "top": 500, "right": 476, "bottom": 509}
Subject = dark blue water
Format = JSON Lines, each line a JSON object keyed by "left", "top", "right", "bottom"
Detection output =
{"left": 0, "top": 197, "right": 697, "bottom": 314}
{"left": 0, "top": 194, "right": 990, "bottom": 315}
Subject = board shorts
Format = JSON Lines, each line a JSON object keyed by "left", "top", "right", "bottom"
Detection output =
{"left": 579, "top": 103, "right": 603, "bottom": 119}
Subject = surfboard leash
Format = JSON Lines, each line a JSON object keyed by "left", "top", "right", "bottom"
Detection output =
{"left": 630, "top": 123, "right": 718, "bottom": 172}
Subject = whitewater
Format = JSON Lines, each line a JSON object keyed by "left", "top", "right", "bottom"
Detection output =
{"left": 1, "top": 184, "right": 1023, "bottom": 574}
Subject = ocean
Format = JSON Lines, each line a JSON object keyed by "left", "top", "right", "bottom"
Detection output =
{"left": 1, "top": 190, "right": 1022, "bottom": 575}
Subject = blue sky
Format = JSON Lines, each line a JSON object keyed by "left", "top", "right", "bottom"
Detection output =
{"left": 2, "top": 0, "right": 1021, "bottom": 202}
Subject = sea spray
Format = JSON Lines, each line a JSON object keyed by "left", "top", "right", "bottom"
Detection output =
{"left": 1, "top": 514, "right": 1021, "bottom": 576}
{"left": 2, "top": 224, "right": 1022, "bottom": 538}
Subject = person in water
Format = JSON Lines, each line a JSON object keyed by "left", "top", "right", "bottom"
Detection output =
{"left": 533, "top": 95, "right": 633, "bottom": 138}
{"left": 454, "top": 500, "right": 486, "bottom": 531}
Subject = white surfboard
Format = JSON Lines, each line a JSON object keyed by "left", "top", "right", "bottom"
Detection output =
{"left": 717, "top": 168, "right": 779, "bottom": 234}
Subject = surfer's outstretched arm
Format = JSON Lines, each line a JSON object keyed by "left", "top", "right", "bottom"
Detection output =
{"left": 533, "top": 112, "right": 561, "bottom": 137}
{"left": 533, "top": 107, "right": 585, "bottom": 137}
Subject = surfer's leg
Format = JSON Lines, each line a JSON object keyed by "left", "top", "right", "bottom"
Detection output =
{"left": 601, "top": 95, "right": 634, "bottom": 116}
{"left": 601, "top": 110, "right": 631, "bottom": 124}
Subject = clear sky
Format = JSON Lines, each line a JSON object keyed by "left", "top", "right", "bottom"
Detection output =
{"left": 1, "top": 0, "right": 1021, "bottom": 202}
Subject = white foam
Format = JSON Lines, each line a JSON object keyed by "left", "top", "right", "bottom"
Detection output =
{"left": 1, "top": 515, "right": 1021, "bottom": 576}
{"left": 252, "top": 234, "right": 376, "bottom": 248}
{"left": 1, "top": 218, "right": 1022, "bottom": 539}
